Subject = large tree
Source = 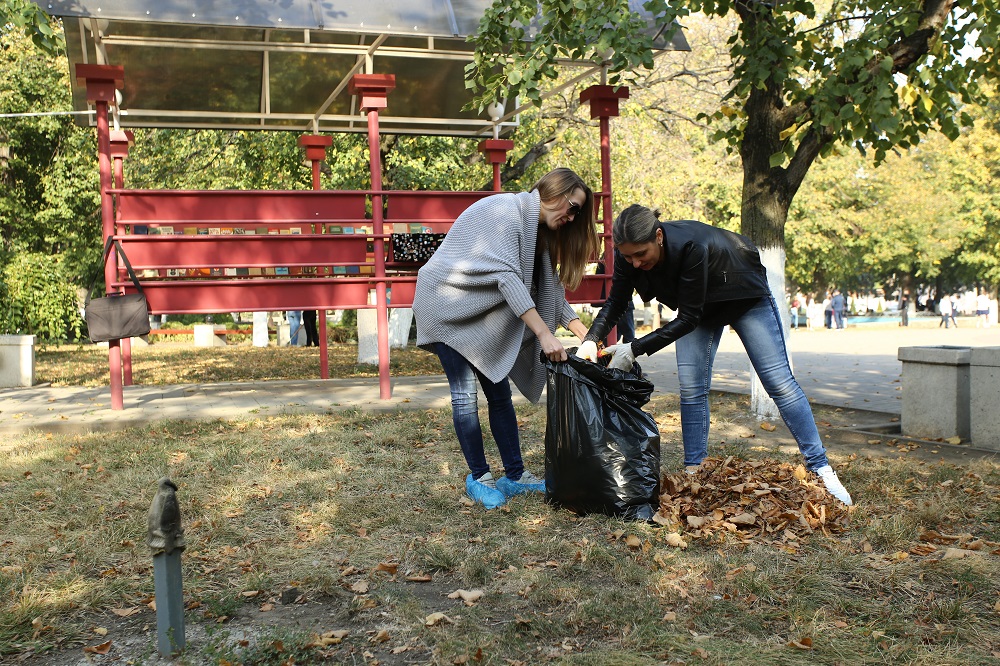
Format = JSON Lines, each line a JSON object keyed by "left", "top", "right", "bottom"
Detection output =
{"left": 469, "top": 0, "right": 999, "bottom": 412}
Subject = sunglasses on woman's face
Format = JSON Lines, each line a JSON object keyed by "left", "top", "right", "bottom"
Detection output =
{"left": 564, "top": 194, "right": 582, "bottom": 218}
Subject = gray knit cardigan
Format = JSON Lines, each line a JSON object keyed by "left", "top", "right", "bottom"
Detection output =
{"left": 413, "top": 190, "right": 578, "bottom": 403}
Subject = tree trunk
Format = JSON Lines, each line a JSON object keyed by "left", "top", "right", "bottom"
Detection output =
{"left": 740, "top": 82, "right": 796, "bottom": 419}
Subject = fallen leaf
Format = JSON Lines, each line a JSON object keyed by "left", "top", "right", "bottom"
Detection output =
{"left": 308, "top": 630, "right": 347, "bottom": 647}
{"left": 793, "top": 465, "right": 808, "bottom": 480}
{"left": 241, "top": 590, "right": 260, "bottom": 597}
{"left": 729, "top": 513, "right": 757, "bottom": 526}
{"left": 687, "top": 515, "right": 709, "bottom": 529}
{"left": 406, "top": 574, "right": 433, "bottom": 582}
{"left": 760, "top": 422, "right": 777, "bottom": 432}
{"left": 93, "top": 627, "right": 108, "bottom": 636}
{"left": 945, "top": 437, "right": 962, "bottom": 445}
{"left": 370, "top": 629, "right": 390, "bottom": 643}
{"left": 425, "top": 612, "right": 453, "bottom": 626}
{"left": 942, "top": 548, "right": 977, "bottom": 560}
{"left": 447, "top": 589, "right": 484, "bottom": 604}
{"left": 624, "top": 534, "right": 642, "bottom": 549}
{"left": 350, "top": 580, "right": 370, "bottom": 594}
{"left": 111, "top": 607, "right": 141, "bottom": 617}
{"left": 259, "top": 603, "right": 274, "bottom": 612}
{"left": 664, "top": 533, "right": 688, "bottom": 549}
{"left": 787, "top": 636, "right": 813, "bottom": 650}
{"left": 692, "top": 647, "right": 709, "bottom": 658}
{"left": 662, "top": 611, "right": 677, "bottom": 622}
{"left": 83, "top": 640, "right": 112, "bottom": 655}
{"left": 375, "top": 562, "right": 398, "bottom": 575}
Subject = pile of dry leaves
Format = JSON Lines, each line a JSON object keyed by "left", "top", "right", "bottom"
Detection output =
{"left": 654, "top": 456, "right": 850, "bottom": 546}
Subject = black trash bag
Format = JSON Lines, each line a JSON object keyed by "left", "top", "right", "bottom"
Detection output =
{"left": 543, "top": 352, "right": 661, "bottom": 521}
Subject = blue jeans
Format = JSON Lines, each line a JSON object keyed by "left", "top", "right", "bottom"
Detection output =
{"left": 674, "top": 295, "right": 830, "bottom": 471}
{"left": 287, "top": 311, "right": 303, "bottom": 345}
{"left": 434, "top": 343, "right": 524, "bottom": 480}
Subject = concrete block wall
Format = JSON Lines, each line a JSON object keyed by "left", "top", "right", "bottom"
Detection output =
{"left": 898, "top": 346, "right": 971, "bottom": 441}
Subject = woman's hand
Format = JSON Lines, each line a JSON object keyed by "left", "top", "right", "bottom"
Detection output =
{"left": 538, "top": 330, "right": 568, "bottom": 362}
{"left": 601, "top": 342, "right": 636, "bottom": 371}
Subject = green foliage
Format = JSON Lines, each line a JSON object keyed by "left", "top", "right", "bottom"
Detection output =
{"left": 0, "top": 251, "right": 83, "bottom": 341}
{"left": 1, "top": 0, "right": 63, "bottom": 54}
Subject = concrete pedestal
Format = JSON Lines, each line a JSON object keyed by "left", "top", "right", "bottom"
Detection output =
{"left": 0, "top": 335, "right": 35, "bottom": 388}
{"left": 275, "top": 323, "right": 291, "bottom": 347}
{"left": 252, "top": 312, "right": 270, "bottom": 347}
{"left": 898, "top": 346, "right": 971, "bottom": 441}
{"left": 969, "top": 346, "right": 1000, "bottom": 451}
{"left": 357, "top": 309, "right": 379, "bottom": 364}
{"left": 193, "top": 324, "right": 226, "bottom": 347}
{"left": 388, "top": 308, "right": 413, "bottom": 349}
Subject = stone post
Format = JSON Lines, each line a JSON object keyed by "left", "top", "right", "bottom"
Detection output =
{"left": 147, "top": 478, "right": 186, "bottom": 657}
{"left": 969, "top": 346, "right": 1000, "bottom": 451}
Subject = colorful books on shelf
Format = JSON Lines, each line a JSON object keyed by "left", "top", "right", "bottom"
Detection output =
{"left": 249, "top": 268, "right": 263, "bottom": 276}
{"left": 210, "top": 268, "right": 223, "bottom": 276}
{"left": 275, "top": 267, "right": 289, "bottom": 275}
{"left": 183, "top": 227, "right": 198, "bottom": 236}
{"left": 167, "top": 269, "right": 181, "bottom": 277}
{"left": 290, "top": 227, "right": 302, "bottom": 235}
{"left": 224, "top": 268, "right": 238, "bottom": 276}
{"left": 326, "top": 224, "right": 343, "bottom": 234}
{"left": 255, "top": 227, "right": 269, "bottom": 235}
{"left": 221, "top": 227, "right": 234, "bottom": 235}
{"left": 208, "top": 227, "right": 222, "bottom": 235}
{"left": 158, "top": 226, "right": 175, "bottom": 235}
{"left": 197, "top": 228, "right": 209, "bottom": 236}
{"left": 268, "top": 228, "right": 280, "bottom": 235}
{"left": 132, "top": 225, "right": 149, "bottom": 235}
{"left": 233, "top": 228, "right": 246, "bottom": 235}
{"left": 236, "top": 267, "right": 250, "bottom": 276}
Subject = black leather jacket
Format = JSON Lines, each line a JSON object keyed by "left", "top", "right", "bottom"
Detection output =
{"left": 585, "top": 220, "right": 771, "bottom": 356}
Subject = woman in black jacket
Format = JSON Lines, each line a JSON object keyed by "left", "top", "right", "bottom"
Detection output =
{"left": 578, "top": 204, "right": 852, "bottom": 505}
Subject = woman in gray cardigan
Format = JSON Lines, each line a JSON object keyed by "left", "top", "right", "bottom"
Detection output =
{"left": 413, "top": 168, "right": 600, "bottom": 509}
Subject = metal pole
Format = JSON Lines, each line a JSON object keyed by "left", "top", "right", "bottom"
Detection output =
{"left": 367, "top": 107, "right": 391, "bottom": 399}
{"left": 147, "top": 477, "right": 186, "bottom": 657}
{"left": 95, "top": 99, "right": 124, "bottom": 409}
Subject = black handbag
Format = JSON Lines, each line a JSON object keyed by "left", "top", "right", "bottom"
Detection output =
{"left": 391, "top": 233, "right": 446, "bottom": 263}
{"left": 84, "top": 236, "right": 151, "bottom": 343}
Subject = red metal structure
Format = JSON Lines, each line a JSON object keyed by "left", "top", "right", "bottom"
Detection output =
{"left": 78, "top": 65, "right": 626, "bottom": 410}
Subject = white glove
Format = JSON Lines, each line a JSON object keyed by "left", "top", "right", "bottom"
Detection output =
{"left": 577, "top": 340, "right": 599, "bottom": 362}
{"left": 602, "top": 342, "right": 636, "bottom": 371}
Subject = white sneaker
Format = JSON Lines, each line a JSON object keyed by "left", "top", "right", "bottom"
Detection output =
{"left": 815, "top": 465, "right": 853, "bottom": 506}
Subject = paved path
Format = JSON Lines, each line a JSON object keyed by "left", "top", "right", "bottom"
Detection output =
{"left": 1, "top": 324, "right": 996, "bottom": 435}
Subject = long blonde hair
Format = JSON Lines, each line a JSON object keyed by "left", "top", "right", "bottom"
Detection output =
{"left": 532, "top": 167, "right": 600, "bottom": 290}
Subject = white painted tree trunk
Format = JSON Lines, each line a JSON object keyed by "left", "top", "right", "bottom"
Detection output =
{"left": 750, "top": 245, "right": 789, "bottom": 419}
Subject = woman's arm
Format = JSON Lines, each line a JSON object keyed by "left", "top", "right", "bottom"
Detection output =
{"left": 522, "top": 308, "right": 567, "bottom": 362}
{"left": 630, "top": 243, "right": 708, "bottom": 356}
{"left": 584, "top": 253, "right": 634, "bottom": 344}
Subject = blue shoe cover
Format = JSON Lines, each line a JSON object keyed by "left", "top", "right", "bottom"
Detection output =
{"left": 496, "top": 471, "right": 546, "bottom": 498}
{"left": 466, "top": 473, "right": 506, "bottom": 509}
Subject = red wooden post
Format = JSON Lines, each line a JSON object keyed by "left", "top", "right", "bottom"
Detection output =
{"left": 298, "top": 134, "right": 334, "bottom": 379}
{"left": 110, "top": 129, "right": 135, "bottom": 385}
{"left": 349, "top": 74, "right": 396, "bottom": 399}
{"left": 477, "top": 139, "right": 513, "bottom": 192}
{"left": 580, "top": 84, "right": 629, "bottom": 343}
{"left": 77, "top": 64, "right": 125, "bottom": 409}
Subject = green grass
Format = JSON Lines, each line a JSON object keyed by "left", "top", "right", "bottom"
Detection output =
{"left": 2, "top": 395, "right": 999, "bottom": 664}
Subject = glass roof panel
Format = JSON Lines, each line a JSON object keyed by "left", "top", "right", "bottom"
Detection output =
{"left": 50, "top": 1, "right": 689, "bottom": 136}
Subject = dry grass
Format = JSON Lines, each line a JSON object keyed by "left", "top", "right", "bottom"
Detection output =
{"left": 34, "top": 342, "right": 443, "bottom": 387}
{"left": 2, "top": 392, "right": 999, "bottom": 665}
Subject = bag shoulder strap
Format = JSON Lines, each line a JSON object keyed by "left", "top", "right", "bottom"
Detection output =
{"left": 85, "top": 236, "right": 146, "bottom": 306}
